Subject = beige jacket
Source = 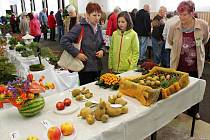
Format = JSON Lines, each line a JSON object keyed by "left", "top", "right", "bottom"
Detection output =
{"left": 168, "top": 18, "right": 209, "bottom": 78}
{"left": 64, "top": 16, "right": 70, "bottom": 33}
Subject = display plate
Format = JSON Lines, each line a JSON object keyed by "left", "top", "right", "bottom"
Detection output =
{"left": 54, "top": 102, "right": 79, "bottom": 115}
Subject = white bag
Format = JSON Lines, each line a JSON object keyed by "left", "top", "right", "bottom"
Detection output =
{"left": 57, "top": 26, "right": 84, "bottom": 72}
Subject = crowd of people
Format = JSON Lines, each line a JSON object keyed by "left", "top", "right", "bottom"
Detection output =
{"left": 0, "top": 1, "right": 208, "bottom": 83}
{"left": 0, "top": 1, "right": 209, "bottom": 84}
{"left": 0, "top": 4, "right": 78, "bottom": 43}
{"left": 0, "top": 0, "right": 209, "bottom": 118}
{"left": 59, "top": 1, "right": 209, "bottom": 120}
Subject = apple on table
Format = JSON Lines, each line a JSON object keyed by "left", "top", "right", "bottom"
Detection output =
{"left": 60, "top": 121, "right": 74, "bottom": 136}
{"left": 56, "top": 101, "right": 65, "bottom": 110}
{"left": 47, "top": 126, "right": 61, "bottom": 140}
{"left": 63, "top": 98, "right": 71, "bottom": 106}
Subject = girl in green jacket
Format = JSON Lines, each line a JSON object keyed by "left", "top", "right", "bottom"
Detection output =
{"left": 108, "top": 11, "right": 139, "bottom": 73}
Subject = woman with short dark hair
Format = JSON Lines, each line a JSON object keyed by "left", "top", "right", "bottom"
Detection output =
{"left": 48, "top": 11, "right": 56, "bottom": 41}
{"left": 60, "top": 2, "right": 106, "bottom": 85}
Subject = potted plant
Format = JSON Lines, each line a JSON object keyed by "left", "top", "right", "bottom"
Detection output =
{"left": 28, "top": 43, "right": 45, "bottom": 71}
{"left": 0, "top": 56, "right": 17, "bottom": 84}
{"left": 8, "top": 36, "right": 18, "bottom": 50}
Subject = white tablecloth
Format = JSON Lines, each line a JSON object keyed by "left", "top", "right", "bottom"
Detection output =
{"left": 0, "top": 74, "right": 206, "bottom": 140}
{"left": 4, "top": 49, "right": 79, "bottom": 96}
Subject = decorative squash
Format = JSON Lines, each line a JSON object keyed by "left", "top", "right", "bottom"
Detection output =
{"left": 119, "top": 67, "right": 189, "bottom": 106}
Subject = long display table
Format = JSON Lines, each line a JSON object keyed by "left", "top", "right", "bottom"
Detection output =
{"left": 0, "top": 73, "right": 206, "bottom": 140}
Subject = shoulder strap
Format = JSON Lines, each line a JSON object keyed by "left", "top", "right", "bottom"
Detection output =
{"left": 77, "top": 26, "right": 84, "bottom": 43}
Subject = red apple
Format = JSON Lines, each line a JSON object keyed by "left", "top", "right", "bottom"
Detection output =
{"left": 47, "top": 126, "right": 61, "bottom": 140}
{"left": 56, "top": 102, "right": 65, "bottom": 110}
{"left": 60, "top": 122, "right": 74, "bottom": 136}
{"left": 63, "top": 98, "right": 71, "bottom": 106}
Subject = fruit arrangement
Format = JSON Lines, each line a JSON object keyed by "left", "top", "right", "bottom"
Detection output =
{"left": 55, "top": 98, "right": 72, "bottom": 111}
{"left": 48, "top": 121, "right": 75, "bottom": 140}
{"left": 119, "top": 66, "right": 189, "bottom": 106}
{"left": 96, "top": 73, "right": 120, "bottom": 90}
{"left": 71, "top": 87, "right": 93, "bottom": 101}
{"left": 0, "top": 74, "right": 55, "bottom": 116}
{"left": 79, "top": 93, "right": 128, "bottom": 125}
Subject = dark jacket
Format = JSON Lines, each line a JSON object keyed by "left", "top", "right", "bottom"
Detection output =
{"left": 134, "top": 9, "right": 151, "bottom": 36}
{"left": 60, "top": 18, "right": 105, "bottom": 72}
{"left": 151, "top": 15, "right": 165, "bottom": 41}
{"left": 55, "top": 11, "right": 63, "bottom": 26}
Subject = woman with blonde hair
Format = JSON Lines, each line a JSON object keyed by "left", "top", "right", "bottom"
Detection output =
{"left": 151, "top": 6, "right": 167, "bottom": 64}
{"left": 19, "top": 12, "right": 29, "bottom": 35}
{"left": 64, "top": 5, "right": 78, "bottom": 33}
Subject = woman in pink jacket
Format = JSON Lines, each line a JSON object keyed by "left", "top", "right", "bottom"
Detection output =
{"left": 28, "top": 13, "right": 41, "bottom": 42}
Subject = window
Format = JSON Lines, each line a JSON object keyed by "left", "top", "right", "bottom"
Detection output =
{"left": 47, "top": 0, "right": 58, "bottom": 14}
{"left": 30, "top": 0, "right": 35, "bottom": 11}
{"left": 34, "top": 0, "right": 43, "bottom": 13}
{"left": 25, "top": 0, "right": 31, "bottom": 13}
{"left": 65, "top": 0, "right": 70, "bottom": 7}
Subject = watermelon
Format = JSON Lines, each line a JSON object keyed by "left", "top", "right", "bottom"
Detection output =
{"left": 18, "top": 96, "right": 45, "bottom": 117}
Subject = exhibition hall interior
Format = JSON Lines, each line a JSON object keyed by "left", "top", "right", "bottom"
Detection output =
{"left": 0, "top": 0, "right": 210, "bottom": 139}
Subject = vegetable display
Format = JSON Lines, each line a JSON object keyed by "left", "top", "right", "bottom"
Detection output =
{"left": 96, "top": 73, "right": 120, "bottom": 90}
{"left": 119, "top": 67, "right": 189, "bottom": 106}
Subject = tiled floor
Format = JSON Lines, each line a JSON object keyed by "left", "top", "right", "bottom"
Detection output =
{"left": 145, "top": 113, "right": 210, "bottom": 140}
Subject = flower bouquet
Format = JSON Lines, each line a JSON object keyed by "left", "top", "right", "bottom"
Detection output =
{"left": 96, "top": 73, "right": 120, "bottom": 90}
{"left": 0, "top": 74, "right": 55, "bottom": 117}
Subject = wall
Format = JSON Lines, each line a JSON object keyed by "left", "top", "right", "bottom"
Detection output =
{"left": 139, "top": 0, "right": 160, "bottom": 12}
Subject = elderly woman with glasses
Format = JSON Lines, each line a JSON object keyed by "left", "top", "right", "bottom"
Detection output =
{"left": 168, "top": 0, "right": 209, "bottom": 120}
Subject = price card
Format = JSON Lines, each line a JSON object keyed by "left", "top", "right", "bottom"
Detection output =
{"left": 110, "top": 104, "right": 122, "bottom": 108}
{"left": 10, "top": 131, "right": 20, "bottom": 140}
{"left": 41, "top": 120, "right": 53, "bottom": 130}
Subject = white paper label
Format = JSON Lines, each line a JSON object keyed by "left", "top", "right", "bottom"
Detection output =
{"left": 41, "top": 120, "right": 53, "bottom": 130}
{"left": 110, "top": 104, "right": 122, "bottom": 108}
{"left": 10, "top": 131, "right": 20, "bottom": 140}
{"left": 90, "top": 100, "right": 98, "bottom": 104}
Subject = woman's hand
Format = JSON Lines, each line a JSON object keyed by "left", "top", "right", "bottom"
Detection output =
{"left": 76, "top": 53, "right": 88, "bottom": 61}
{"left": 96, "top": 50, "right": 103, "bottom": 58}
